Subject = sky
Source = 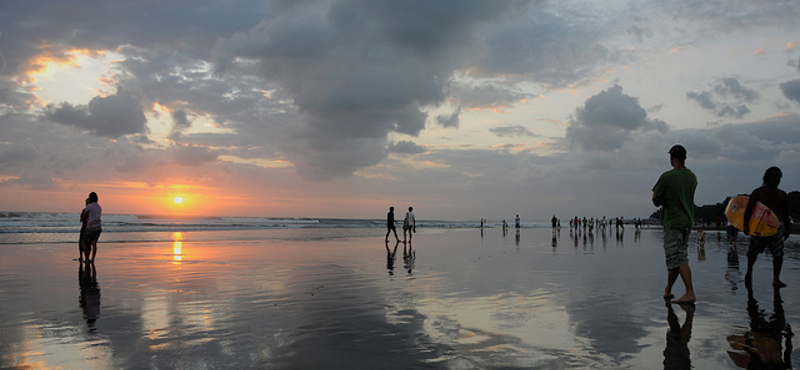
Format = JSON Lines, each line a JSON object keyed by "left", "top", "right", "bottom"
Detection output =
{"left": 1, "top": 0, "right": 799, "bottom": 221}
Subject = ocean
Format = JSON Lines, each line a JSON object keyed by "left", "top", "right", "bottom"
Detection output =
{"left": 0, "top": 211, "right": 552, "bottom": 244}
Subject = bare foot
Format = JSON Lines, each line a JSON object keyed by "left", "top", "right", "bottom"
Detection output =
{"left": 773, "top": 280, "right": 787, "bottom": 288}
{"left": 672, "top": 294, "right": 695, "bottom": 304}
{"left": 663, "top": 292, "right": 674, "bottom": 299}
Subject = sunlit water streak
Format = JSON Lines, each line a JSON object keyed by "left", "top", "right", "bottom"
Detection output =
{"left": 0, "top": 227, "right": 797, "bottom": 369}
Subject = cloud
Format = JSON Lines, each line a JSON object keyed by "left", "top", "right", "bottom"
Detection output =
{"left": 167, "top": 110, "right": 192, "bottom": 142}
{"left": 389, "top": 140, "right": 427, "bottom": 155}
{"left": 781, "top": 79, "right": 800, "bottom": 104}
{"left": 172, "top": 144, "right": 218, "bottom": 166}
{"left": 212, "top": 0, "right": 534, "bottom": 179}
{"left": 566, "top": 85, "right": 668, "bottom": 152}
{"left": 0, "top": 144, "right": 38, "bottom": 169}
{"left": 489, "top": 125, "right": 537, "bottom": 137}
{"left": 470, "top": 6, "right": 609, "bottom": 86}
{"left": 435, "top": 108, "right": 461, "bottom": 128}
{"left": 44, "top": 89, "right": 147, "bottom": 137}
{"left": 448, "top": 82, "right": 533, "bottom": 110}
{"left": 790, "top": 57, "right": 800, "bottom": 72}
{"left": 686, "top": 77, "right": 759, "bottom": 118}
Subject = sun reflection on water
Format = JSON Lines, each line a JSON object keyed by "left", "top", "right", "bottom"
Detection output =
{"left": 172, "top": 232, "right": 183, "bottom": 264}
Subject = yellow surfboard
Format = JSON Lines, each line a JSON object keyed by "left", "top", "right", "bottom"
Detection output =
{"left": 724, "top": 196, "right": 781, "bottom": 237}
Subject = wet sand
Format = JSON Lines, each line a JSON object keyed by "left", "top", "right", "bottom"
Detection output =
{"left": 1, "top": 227, "right": 797, "bottom": 369}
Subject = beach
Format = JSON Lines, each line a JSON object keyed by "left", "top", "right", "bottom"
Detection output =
{"left": 1, "top": 226, "right": 798, "bottom": 369}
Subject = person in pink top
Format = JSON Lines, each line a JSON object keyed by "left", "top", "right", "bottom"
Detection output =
{"left": 80, "top": 192, "right": 102, "bottom": 262}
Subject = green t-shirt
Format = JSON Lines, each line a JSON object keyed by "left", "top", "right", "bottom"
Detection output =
{"left": 652, "top": 168, "right": 697, "bottom": 227}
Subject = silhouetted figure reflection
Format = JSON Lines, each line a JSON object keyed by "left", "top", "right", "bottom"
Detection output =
{"left": 515, "top": 229, "right": 520, "bottom": 247}
{"left": 79, "top": 261, "right": 100, "bottom": 330}
{"left": 728, "top": 285, "right": 793, "bottom": 369}
{"left": 663, "top": 300, "right": 694, "bottom": 370}
{"left": 551, "top": 230, "right": 557, "bottom": 248}
{"left": 403, "top": 243, "right": 415, "bottom": 275}
{"left": 386, "top": 241, "right": 399, "bottom": 276}
{"left": 726, "top": 245, "right": 742, "bottom": 294}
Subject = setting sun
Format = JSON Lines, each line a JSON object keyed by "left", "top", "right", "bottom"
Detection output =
{"left": 174, "top": 197, "right": 183, "bottom": 204}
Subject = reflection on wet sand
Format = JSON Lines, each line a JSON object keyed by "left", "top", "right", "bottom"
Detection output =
{"left": 728, "top": 285, "right": 794, "bottom": 368}
{"left": 663, "top": 301, "right": 694, "bottom": 369}
{"left": 3, "top": 228, "right": 800, "bottom": 369}
{"left": 386, "top": 241, "right": 398, "bottom": 276}
{"left": 403, "top": 242, "right": 415, "bottom": 275}
{"left": 78, "top": 262, "right": 100, "bottom": 330}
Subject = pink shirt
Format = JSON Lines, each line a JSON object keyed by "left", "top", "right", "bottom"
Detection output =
{"left": 83, "top": 202, "right": 102, "bottom": 228}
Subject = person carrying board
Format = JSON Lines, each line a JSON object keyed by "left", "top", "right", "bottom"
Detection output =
{"left": 743, "top": 167, "right": 791, "bottom": 288}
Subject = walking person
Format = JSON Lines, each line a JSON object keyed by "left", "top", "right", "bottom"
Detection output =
{"left": 743, "top": 167, "right": 791, "bottom": 288}
{"left": 403, "top": 206, "right": 416, "bottom": 243}
{"left": 80, "top": 192, "right": 102, "bottom": 262}
{"left": 385, "top": 206, "right": 400, "bottom": 242}
{"left": 652, "top": 145, "right": 698, "bottom": 304}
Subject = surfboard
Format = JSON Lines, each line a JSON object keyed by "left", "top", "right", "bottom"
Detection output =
{"left": 724, "top": 195, "right": 781, "bottom": 237}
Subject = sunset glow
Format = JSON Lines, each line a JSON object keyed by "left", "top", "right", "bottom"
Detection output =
{"left": 174, "top": 197, "right": 183, "bottom": 204}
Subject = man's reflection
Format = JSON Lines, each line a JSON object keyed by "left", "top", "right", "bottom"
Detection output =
{"left": 386, "top": 241, "right": 398, "bottom": 276}
{"left": 79, "top": 262, "right": 101, "bottom": 330}
{"left": 403, "top": 243, "right": 415, "bottom": 275}
{"left": 663, "top": 301, "right": 694, "bottom": 370}
{"left": 727, "top": 286, "right": 793, "bottom": 369}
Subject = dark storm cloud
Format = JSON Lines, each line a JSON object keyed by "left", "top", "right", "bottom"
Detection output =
{"left": 489, "top": 126, "right": 537, "bottom": 137}
{"left": 566, "top": 85, "right": 668, "bottom": 152}
{"left": 44, "top": 89, "right": 147, "bottom": 137}
{"left": 212, "top": 0, "right": 535, "bottom": 179}
{"left": 686, "top": 77, "right": 759, "bottom": 118}
{"left": 389, "top": 141, "right": 427, "bottom": 155}
{"left": 780, "top": 79, "right": 800, "bottom": 104}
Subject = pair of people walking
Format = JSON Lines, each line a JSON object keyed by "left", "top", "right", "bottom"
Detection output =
{"left": 653, "top": 145, "right": 789, "bottom": 306}
{"left": 386, "top": 206, "right": 416, "bottom": 243}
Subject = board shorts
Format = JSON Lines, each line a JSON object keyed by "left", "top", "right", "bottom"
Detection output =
{"left": 748, "top": 228, "right": 784, "bottom": 260}
{"left": 663, "top": 226, "right": 690, "bottom": 270}
{"left": 403, "top": 219, "right": 412, "bottom": 230}
{"left": 81, "top": 226, "right": 102, "bottom": 246}
{"left": 387, "top": 222, "right": 396, "bottom": 230}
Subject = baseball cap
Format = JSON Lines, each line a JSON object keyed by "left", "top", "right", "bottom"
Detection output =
{"left": 668, "top": 144, "right": 686, "bottom": 159}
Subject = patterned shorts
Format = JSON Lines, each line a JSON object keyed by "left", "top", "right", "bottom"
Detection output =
{"left": 663, "top": 226, "right": 690, "bottom": 270}
{"left": 748, "top": 228, "right": 784, "bottom": 259}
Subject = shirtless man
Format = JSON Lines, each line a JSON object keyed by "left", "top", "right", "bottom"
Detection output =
{"left": 743, "top": 167, "right": 791, "bottom": 288}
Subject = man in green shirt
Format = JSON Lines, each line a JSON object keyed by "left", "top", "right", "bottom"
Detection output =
{"left": 652, "top": 145, "right": 698, "bottom": 304}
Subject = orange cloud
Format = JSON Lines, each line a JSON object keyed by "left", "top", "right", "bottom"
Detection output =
{"left": 754, "top": 47, "right": 766, "bottom": 56}
{"left": 787, "top": 42, "right": 797, "bottom": 52}
{"left": 23, "top": 47, "right": 105, "bottom": 83}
